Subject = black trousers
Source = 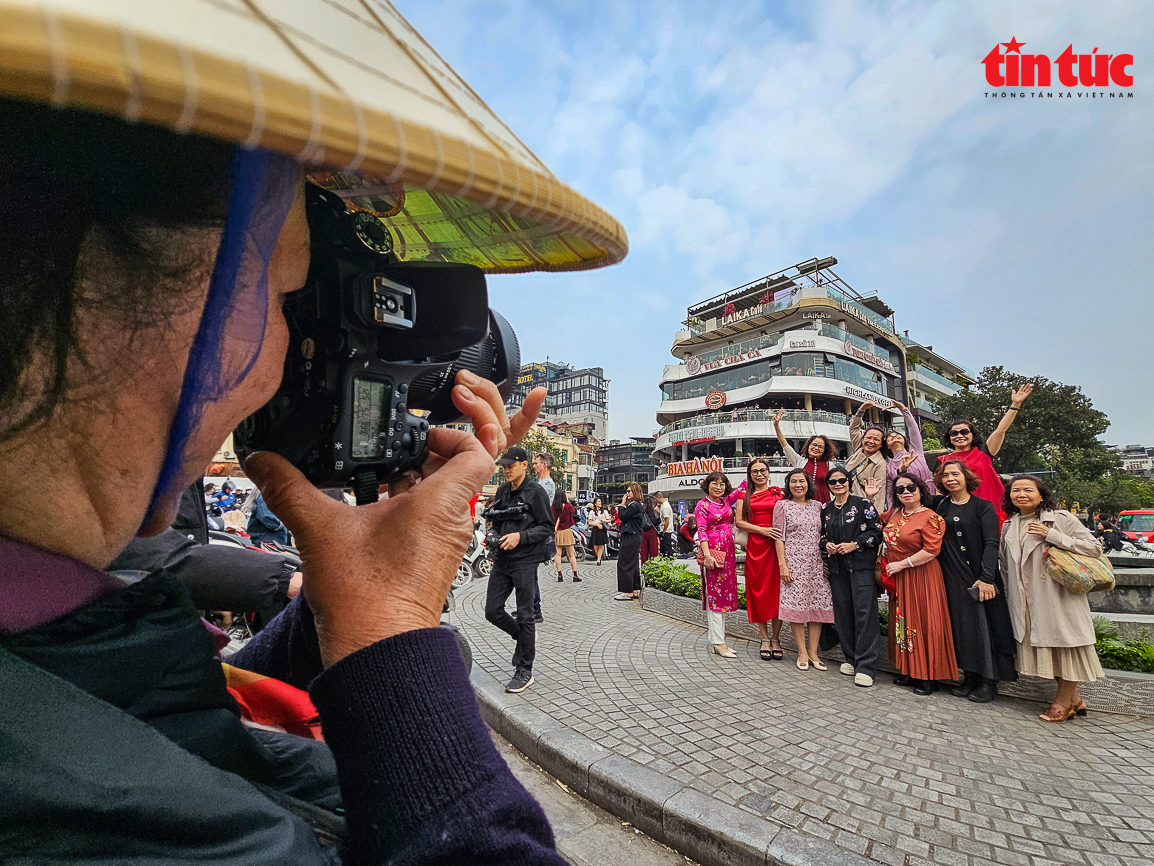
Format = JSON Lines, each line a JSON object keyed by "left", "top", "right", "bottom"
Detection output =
{"left": 485, "top": 559, "right": 538, "bottom": 671}
{"left": 659, "top": 532, "right": 674, "bottom": 555}
{"left": 829, "top": 566, "right": 880, "bottom": 677}
{"left": 617, "top": 532, "right": 643, "bottom": 593}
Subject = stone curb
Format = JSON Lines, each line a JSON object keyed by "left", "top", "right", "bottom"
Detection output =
{"left": 471, "top": 666, "right": 873, "bottom": 866}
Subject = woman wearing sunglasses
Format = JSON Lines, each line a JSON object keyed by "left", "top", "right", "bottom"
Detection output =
{"left": 820, "top": 467, "right": 884, "bottom": 687}
{"left": 940, "top": 384, "right": 1033, "bottom": 521}
{"left": 883, "top": 473, "right": 957, "bottom": 696}
{"left": 734, "top": 459, "right": 785, "bottom": 660}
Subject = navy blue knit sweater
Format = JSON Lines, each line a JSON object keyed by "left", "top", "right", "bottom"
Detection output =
{"left": 230, "top": 597, "right": 565, "bottom": 865}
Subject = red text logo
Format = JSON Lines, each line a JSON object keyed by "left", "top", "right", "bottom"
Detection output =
{"left": 983, "top": 37, "right": 1133, "bottom": 87}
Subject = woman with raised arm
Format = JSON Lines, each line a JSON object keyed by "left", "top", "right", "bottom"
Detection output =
{"left": 694, "top": 472, "right": 745, "bottom": 658}
{"left": 773, "top": 469, "right": 833, "bottom": 670}
{"left": 883, "top": 473, "right": 957, "bottom": 696}
{"left": 941, "top": 384, "right": 1033, "bottom": 520}
{"left": 845, "top": 400, "right": 888, "bottom": 513}
{"left": 882, "top": 400, "right": 937, "bottom": 510}
{"left": 932, "top": 460, "right": 1017, "bottom": 703}
{"left": 1000, "top": 475, "right": 1104, "bottom": 722}
{"left": 773, "top": 408, "right": 838, "bottom": 503}
{"left": 734, "top": 458, "right": 785, "bottom": 660}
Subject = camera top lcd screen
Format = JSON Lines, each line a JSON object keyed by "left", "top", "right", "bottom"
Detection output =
{"left": 352, "top": 377, "right": 388, "bottom": 459}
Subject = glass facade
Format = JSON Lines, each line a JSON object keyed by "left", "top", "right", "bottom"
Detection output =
{"left": 692, "top": 331, "right": 781, "bottom": 365}
{"left": 663, "top": 351, "right": 899, "bottom": 401}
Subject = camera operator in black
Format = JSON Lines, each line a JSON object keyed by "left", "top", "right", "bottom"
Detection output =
{"left": 485, "top": 447, "right": 554, "bottom": 693}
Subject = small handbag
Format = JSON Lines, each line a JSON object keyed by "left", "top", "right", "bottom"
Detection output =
{"left": 733, "top": 526, "right": 750, "bottom": 548}
{"left": 1042, "top": 546, "right": 1116, "bottom": 593}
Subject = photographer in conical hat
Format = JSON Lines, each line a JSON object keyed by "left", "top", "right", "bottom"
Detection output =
{"left": 0, "top": 1, "right": 625, "bottom": 860}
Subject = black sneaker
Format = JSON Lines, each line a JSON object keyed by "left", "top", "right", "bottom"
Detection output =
{"left": 505, "top": 667, "right": 534, "bottom": 693}
{"left": 533, "top": 612, "right": 544, "bottom": 623}
{"left": 572, "top": 574, "right": 582, "bottom": 582}
{"left": 557, "top": 573, "right": 564, "bottom": 582}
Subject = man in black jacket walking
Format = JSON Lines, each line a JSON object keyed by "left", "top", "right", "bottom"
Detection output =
{"left": 485, "top": 447, "right": 554, "bottom": 693}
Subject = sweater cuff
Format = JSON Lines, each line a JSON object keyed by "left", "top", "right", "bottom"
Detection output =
{"left": 309, "top": 627, "right": 507, "bottom": 854}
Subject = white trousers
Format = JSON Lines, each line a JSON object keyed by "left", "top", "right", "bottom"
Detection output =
{"left": 707, "top": 610, "right": 726, "bottom": 645}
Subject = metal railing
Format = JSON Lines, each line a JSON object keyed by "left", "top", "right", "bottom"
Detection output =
{"left": 911, "top": 364, "right": 963, "bottom": 393}
{"left": 815, "top": 324, "right": 895, "bottom": 361}
{"left": 658, "top": 408, "right": 852, "bottom": 437}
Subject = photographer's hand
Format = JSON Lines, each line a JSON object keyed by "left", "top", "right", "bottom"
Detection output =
{"left": 245, "top": 380, "right": 528, "bottom": 667}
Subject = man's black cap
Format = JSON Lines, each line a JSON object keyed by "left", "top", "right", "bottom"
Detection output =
{"left": 496, "top": 446, "right": 529, "bottom": 466}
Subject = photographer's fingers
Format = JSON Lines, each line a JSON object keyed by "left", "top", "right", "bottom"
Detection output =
{"left": 244, "top": 451, "right": 338, "bottom": 539}
{"left": 508, "top": 386, "right": 547, "bottom": 444}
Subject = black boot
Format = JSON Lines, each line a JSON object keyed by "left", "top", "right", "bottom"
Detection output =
{"left": 912, "top": 680, "right": 937, "bottom": 696}
{"left": 893, "top": 674, "right": 912, "bottom": 687}
{"left": 969, "top": 678, "right": 998, "bottom": 703}
{"left": 572, "top": 572, "right": 582, "bottom": 582}
{"left": 557, "top": 571, "right": 564, "bottom": 582}
{"left": 951, "top": 672, "right": 978, "bottom": 698}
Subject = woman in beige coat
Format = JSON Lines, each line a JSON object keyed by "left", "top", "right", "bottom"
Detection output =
{"left": 1000, "top": 475, "right": 1104, "bottom": 723}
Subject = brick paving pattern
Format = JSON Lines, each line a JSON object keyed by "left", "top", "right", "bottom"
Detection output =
{"left": 453, "top": 563, "right": 1154, "bottom": 866}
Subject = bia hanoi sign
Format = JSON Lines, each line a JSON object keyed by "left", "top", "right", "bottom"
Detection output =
{"left": 704, "top": 390, "right": 727, "bottom": 410}
{"left": 665, "top": 456, "right": 724, "bottom": 477}
{"left": 983, "top": 37, "right": 1133, "bottom": 88}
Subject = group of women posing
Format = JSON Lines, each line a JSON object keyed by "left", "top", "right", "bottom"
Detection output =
{"left": 693, "top": 385, "right": 1106, "bottom": 723}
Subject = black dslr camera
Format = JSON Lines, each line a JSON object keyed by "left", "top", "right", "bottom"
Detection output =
{"left": 481, "top": 503, "right": 528, "bottom": 552}
{"left": 234, "top": 184, "right": 519, "bottom": 503}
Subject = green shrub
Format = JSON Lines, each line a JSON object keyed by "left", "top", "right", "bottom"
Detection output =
{"left": 878, "top": 607, "right": 889, "bottom": 635}
{"left": 641, "top": 556, "right": 747, "bottom": 609}
{"left": 1093, "top": 616, "right": 1119, "bottom": 642}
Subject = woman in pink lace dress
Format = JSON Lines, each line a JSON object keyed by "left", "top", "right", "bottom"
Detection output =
{"left": 773, "top": 469, "right": 834, "bottom": 671}
{"left": 694, "top": 471, "right": 746, "bottom": 659}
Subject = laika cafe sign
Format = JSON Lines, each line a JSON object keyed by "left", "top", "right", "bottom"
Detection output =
{"left": 665, "top": 456, "right": 725, "bottom": 477}
{"left": 983, "top": 38, "right": 1134, "bottom": 97}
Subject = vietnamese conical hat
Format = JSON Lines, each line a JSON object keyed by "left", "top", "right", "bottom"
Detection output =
{"left": 0, "top": 0, "right": 627, "bottom": 273}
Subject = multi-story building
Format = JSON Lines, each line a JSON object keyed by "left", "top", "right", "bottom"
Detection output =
{"left": 595, "top": 437, "right": 658, "bottom": 500}
{"left": 900, "top": 334, "right": 976, "bottom": 424}
{"left": 481, "top": 422, "right": 597, "bottom": 499}
{"left": 648, "top": 256, "right": 970, "bottom": 512}
{"left": 1111, "top": 444, "right": 1154, "bottom": 480}
{"left": 507, "top": 361, "right": 609, "bottom": 441}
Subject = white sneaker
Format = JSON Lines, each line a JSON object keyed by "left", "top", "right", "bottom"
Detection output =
{"left": 854, "top": 673, "right": 874, "bottom": 688}
{"left": 840, "top": 662, "right": 855, "bottom": 676}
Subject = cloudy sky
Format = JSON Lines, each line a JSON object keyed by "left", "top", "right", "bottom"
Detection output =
{"left": 396, "top": 0, "right": 1152, "bottom": 444}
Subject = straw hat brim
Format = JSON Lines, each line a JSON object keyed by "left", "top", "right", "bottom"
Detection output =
{"left": 0, "top": 1, "right": 627, "bottom": 274}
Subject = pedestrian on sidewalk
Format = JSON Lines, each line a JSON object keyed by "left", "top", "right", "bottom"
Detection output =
{"left": 883, "top": 472, "right": 956, "bottom": 696}
{"left": 694, "top": 472, "right": 744, "bottom": 658}
{"left": 587, "top": 496, "right": 611, "bottom": 566}
{"left": 614, "top": 484, "right": 645, "bottom": 600}
{"left": 820, "top": 468, "right": 884, "bottom": 687}
{"left": 774, "top": 470, "right": 834, "bottom": 670}
{"left": 1000, "top": 474, "right": 1104, "bottom": 723}
{"left": 655, "top": 493, "right": 676, "bottom": 555}
{"left": 531, "top": 452, "right": 557, "bottom": 622}
{"left": 678, "top": 514, "right": 698, "bottom": 556}
{"left": 552, "top": 488, "right": 582, "bottom": 583}
{"left": 734, "top": 458, "right": 785, "bottom": 661}
{"left": 932, "top": 460, "right": 1017, "bottom": 704}
{"left": 640, "top": 496, "right": 661, "bottom": 565}
{"left": 845, "top": 400, "right": 888, "bottom": 513}
{"left": 485, "top": 447, "right": 555, "bottom": 693}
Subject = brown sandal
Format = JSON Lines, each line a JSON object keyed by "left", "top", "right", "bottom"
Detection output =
{"left": 1071, "top": 700, "right": 1088, "bottom": 717}
{"left": 1039, "top": 703, "right": 1074, "bottom": 723}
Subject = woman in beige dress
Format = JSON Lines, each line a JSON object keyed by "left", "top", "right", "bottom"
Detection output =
{"left": 999, "top": 475, "right": 1104, "bottom": 723}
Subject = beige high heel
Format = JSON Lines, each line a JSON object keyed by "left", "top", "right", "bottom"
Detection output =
{"left": 710, "top": 644, "right": 737, "bottom": 658}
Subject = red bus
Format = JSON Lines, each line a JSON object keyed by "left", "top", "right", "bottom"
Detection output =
{"left": 1117, "top": 509, "right": 1154, "bottom": 542}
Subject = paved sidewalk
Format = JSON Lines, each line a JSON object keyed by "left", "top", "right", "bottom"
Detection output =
{"left": 454, "top": 562, "right": 1154, "bottom": 866}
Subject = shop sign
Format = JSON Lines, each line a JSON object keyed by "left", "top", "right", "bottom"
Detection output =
{"left": 668, "top": 425, "right": 726, "bottom": 444}
{"left": 786, "top": 337, "right": 816, "bottom": 350}
{"left": 665, "top": 456, "right": 724, "bottom": 476}
{"left": 842, "top": 340, "right": 897, "bottom": 374}
{"left": 686, "top": 347, "right": 761, "bottom": 376}
{"left": 717, "top": 287, "right": 801, "bottom": 327}
{"left": 705, "top": 390, "right": 727, "bottom": 410}
{"left": 838, "top": 300, "right": 894, "bottom": 335}
{"left": 843, "top": 383, "right": 894, "bottom": 407}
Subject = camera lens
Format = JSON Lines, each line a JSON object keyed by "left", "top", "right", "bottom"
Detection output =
{"left": 406, "top": 309, "right": 520, "bottom": 424}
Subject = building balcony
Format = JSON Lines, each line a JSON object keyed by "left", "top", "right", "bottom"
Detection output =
{"left": 910, "top": 364, "right": 964, "bottom": 395}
